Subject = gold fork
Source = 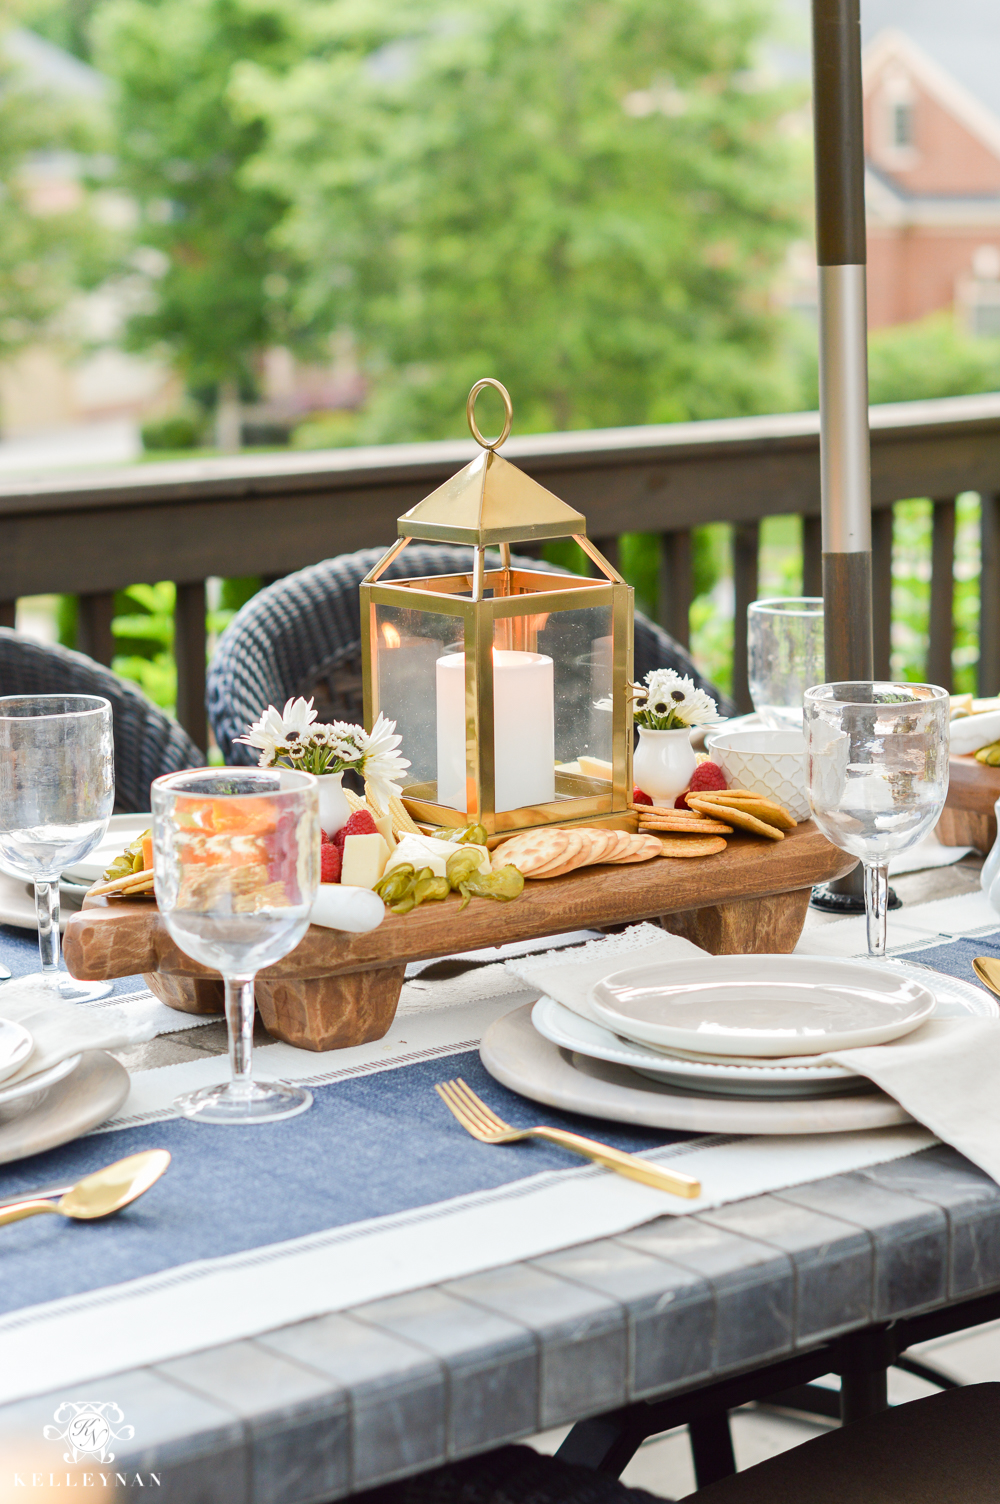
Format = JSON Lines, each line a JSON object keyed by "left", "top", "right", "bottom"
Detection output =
{"left": 435, "top": 1078, "right": 701, "bottom": 1198}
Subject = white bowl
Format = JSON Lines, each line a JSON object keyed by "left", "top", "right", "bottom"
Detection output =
{"left": 704, "top": 728, "right": 809, "bottom": 821}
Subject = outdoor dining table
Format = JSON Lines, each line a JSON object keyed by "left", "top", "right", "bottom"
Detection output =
{"left": 2, "top": 863, "right": 1000, "bottom": 1503}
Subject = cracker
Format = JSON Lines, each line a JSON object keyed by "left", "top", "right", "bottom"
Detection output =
{"left": 529, "top": 829, "right": 587, "bottom": 877}
{"left": 608, "top": 834, "right": 663, "bottom": 862}
{"left": 493, "top": 829, "right": 569, "bottom": 875}
{"left": 705, "top": 792, "right": 795, "bottom": 829}
{"left": 687, "top": 797, "right": 784, "bottom": 840}
{"left": 655, "top": 835, "right": 728, "bottom": 858}
{"left": 576, "top": 829, "right": 620, "bottom": 866}
{"left": 639, "top": 817, "right": 733, "bottom": 834}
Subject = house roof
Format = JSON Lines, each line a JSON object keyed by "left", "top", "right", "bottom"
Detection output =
{"left": 2, "top": 28, "right": 107, "bottom": 102}
{"left": 861, "top": 1, "right": 1000, "bottom": 125}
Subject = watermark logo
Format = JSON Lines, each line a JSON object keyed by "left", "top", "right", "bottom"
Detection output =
{"left": 43, "top": 1404, "right": 134, "bottom": 1465}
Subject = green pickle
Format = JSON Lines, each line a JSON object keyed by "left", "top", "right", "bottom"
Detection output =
{"left": 444, "top": 822, "right": 488, "bottom": 847}
{"left": 976, "top": 741, "right": 1000, "bottom": 766}
{"left": 374, "top": 864, "right": 415, "bottom": 903}
{"left": 445, "top": 849, "right": 481, "bottom": 889}
{"left": 412, "top": 874, "right": 451, "bottom": 906}
{"left": 458, "top": 864, "right": 524, "bottom": 910}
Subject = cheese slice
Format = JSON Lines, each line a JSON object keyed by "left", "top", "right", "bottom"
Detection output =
{"left": 578, "top": 756, "right": 613, "bottom": 781}
{"left": 340, "top": 833, "right": 390, "bottom": 889}
{"left": 383, "top": 833, "right": 490, "bottom": 880}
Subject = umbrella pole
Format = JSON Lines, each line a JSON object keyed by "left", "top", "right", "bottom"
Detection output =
{"left": 811, "top": 0, "right": 877, "bottom": 908}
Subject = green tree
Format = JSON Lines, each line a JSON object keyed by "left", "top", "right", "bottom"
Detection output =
{"left": 92, "top": 0, "right": 311, "bottom": 435}
{"left": 239, "top": 0, "right": 808, "bottom": 441}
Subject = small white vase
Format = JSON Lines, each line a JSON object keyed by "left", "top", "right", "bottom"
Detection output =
{"left": 633, "top": 726, "right": 697, "bottom": 805}
{"left": 317, "top": 771, "right": 351, "bottom": 838}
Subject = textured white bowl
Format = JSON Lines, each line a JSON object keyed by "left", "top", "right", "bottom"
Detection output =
{"left": 704, "top": 728, "right": 809, "bottom": 821}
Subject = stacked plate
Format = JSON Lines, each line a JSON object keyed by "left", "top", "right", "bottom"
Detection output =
{"left": 481, "top": 953, "right": 999, "bottom": 1134}
{"left": 0, "top": 813, "right": 150, "bottom": 932}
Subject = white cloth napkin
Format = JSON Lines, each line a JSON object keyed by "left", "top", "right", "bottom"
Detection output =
{"left": 507, "top": 925, "right": 1000, "bottom": 1185}
{"left": 505, "top": 923, "right": 705, "bottom": 1023}
{"left": 828, "top": 1019, "right": 1000, "bottom": 1185}
{"left": 0, "top": 978, "right": 157, "bottom": 1086}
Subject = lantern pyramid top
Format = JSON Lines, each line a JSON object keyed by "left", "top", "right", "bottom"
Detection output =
{"left": 397, "top": 379, "right": 587, "bottom": 547}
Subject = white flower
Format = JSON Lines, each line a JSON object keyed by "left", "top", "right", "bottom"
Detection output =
{"left": 359, "top": 712, "right": 411, "bottom": 808}
{"left": 234, "top": 704, "right": 288, "bottom": 766}
{"left": 281, "top": 697, "right": 319, "bottom": 737}
{"left": 633, "top": 669, "right": 720, "bottom": 729}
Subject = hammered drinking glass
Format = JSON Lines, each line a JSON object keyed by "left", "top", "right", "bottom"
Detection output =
{"left": 151, "top": 767, "right": 319, "bottom": 1124}
{"left": 748, "top": 598, "right": 825, "bottom": 729}
{"left": 804, "top": 683, "right": 950, "bottom": 956}
{"left": 0, "top": 695, "right": 114, "bottom": 1001}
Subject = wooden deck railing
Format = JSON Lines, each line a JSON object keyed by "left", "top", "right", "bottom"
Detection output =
{"left": 2, "top": 390, "right": 1000, "bottom": 750}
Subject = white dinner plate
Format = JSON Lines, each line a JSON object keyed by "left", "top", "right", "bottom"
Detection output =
{"left": 0, "top": 1020, "right": 34, "bottom": 1088}
{"left": 482, "top": 1003, "right": 913, "bottom": 1135}
{"left": 60, "top": 814, "right": 151, "bottom": 884}
{"left": 589, "top": 954, "right": 937, "bottom": 1057}
{"left": 0, "top": 1053, "right": 82, "bottom": 1108}
{"left": 533, "top": 963, "right": 997, "bottom": 1099}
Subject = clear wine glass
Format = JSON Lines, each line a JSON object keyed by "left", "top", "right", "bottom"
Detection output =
{"left": 0, "top": 695, "right": 114, "bottom": 1002}
{"left": 748, "top": 598, "right": 825, "bottom": 729}
{"left": 151, "top": 766, "right": 319, "bottom": 1124}
{"left": 803, "top": 682, "right": 950, "bottom": 957}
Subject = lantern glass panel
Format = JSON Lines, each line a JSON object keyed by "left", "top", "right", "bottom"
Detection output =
{"left": 373, "top": 602, "right": 463, "bottom": 792}
{"left": 532, "top": 604, "right": 614, "bottom": 772}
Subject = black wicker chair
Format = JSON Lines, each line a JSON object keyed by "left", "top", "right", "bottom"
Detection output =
{"left": 207, "top": 545, "right": 734, "bottom": 763}
{"left": 0, "top": 629, "right": 203, "bottom": 813}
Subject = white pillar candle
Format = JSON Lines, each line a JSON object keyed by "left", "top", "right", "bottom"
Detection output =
{"left": 436, "top": 650, "right": 555, "bottom": 813}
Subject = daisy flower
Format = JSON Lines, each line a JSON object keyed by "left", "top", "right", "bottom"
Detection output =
{"left": 632, "top": 669, "right": 721, "bottom": 730}
{"left": 359, "top": 713, "right": 411, "bottom": 809}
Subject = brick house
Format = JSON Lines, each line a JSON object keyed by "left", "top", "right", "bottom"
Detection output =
{"left": 862, "top": 1, "right": 1000, "bottom": 331}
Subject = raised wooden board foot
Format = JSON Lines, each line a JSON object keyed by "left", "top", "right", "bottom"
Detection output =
{"left": 659, "top": 887, "right": 812, "bottom": 954}
{"left": 254, "top": 966, "right": 405, "bottom": 1052}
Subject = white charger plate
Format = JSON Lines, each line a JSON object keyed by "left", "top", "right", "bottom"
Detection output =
{"left": 0, "top": 1053, "right": 82, "bottom": 1108}
{"left": 533, "top": 962, "right": 997, "bottom": 1099}
{"left": 0, "top": 1051, "right": 128, "bottom": 1165}
{"left": 589, "top": 954, "right": 937, "bottom": 1057}
{"left": 482, "top": 1003, "right": 912, "bottom": 1135}
{"left": 0, "top": 1020, "right": 34, "bottom": 1087}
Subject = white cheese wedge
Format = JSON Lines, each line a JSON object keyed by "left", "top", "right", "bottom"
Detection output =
{"left": 578, "top": 756, "right": 613, "bottom": 781}
{"left": 383, "top": 833, "right": 491, "bottom": 880}
{"left": 311, "top": 885, "right": 385, "bottom": 932}
{"left": 340, "top": 832, "right": 390, "bottom": 889}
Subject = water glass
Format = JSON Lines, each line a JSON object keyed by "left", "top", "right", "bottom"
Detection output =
{"left": 804, "top": 683, "right": 950, "bottom": 956}
{"left": 152, "top": 767, "right": 319, "bottom": 1124}
{"left": 748, "top": 598, "right": 825, "bottom": 728}
{"left": 0, "top": 695, "right": 114, "bottom": 1001}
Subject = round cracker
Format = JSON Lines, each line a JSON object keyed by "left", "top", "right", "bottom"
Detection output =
{"left": 640, "top": 824, "right": 733, "bottom": 836}
{"left": 527, "top": 828, "right": 587, "bottom": 877}
{"left": 576, "top": 829, "right": 620, "bottom": 866}
{"left": 610, "top": 834, "right": 663, "bottom": 862}
{"left": 492, "top": 829, "right": 569, "bottom": 873}
{"left": 655, "top": 835, "right": 728, "bottom": 857}
{"left": 687, "top": 797, "right": 784, "bottom": 840}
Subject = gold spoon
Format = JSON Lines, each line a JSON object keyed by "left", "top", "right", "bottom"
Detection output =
{"left": 0, "top": 1150, "right": 170, "bottom": 1227}
{"left": 972, "top": 957, "right": 1000, "bottom": 998}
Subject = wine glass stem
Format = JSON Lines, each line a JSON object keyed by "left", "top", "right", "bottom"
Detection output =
{"left": 34, "top": 881, "right": 60, "bottom": 973}
{"left": 864, "top": 861, "right": 890, "bottom": 957}
{"left": 225, "top": 976, "right": 256, "bottom": 1089}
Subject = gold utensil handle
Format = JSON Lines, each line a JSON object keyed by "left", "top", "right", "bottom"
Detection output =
{"left": 533, "top": 1128, "right": 701, "bottom": 1198}
{"left": 0, "top": 1199, "right": 62, "bottom": 1226}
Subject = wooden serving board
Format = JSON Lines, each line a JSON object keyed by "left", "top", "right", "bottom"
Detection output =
{"left": 937, "top": 754, "right": 1000, "bottom": 854}
{"left": 63, "top": 822, "right": 854, "bottom": 1052}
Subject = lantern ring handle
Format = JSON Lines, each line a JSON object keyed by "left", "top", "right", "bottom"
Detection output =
{"left": 467, "top": 379, "right": 513, "bottom": 450}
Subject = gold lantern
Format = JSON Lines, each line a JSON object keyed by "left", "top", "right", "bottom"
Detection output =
{"left": 360, "top": 380, "right": 633, "bottom": 837}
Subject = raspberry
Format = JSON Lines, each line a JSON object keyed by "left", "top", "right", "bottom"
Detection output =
{"left": 320, "top": 828, "right": 334, "bottom": 845}
{"left": 333, "top": 810, "right": 379, "bottom": 849}
{"left": 320, "top": 843, "right": 342, "bottom": 883}
{"left": 633, "top": 786, "right": 653, "bottom": 806}
{"left": 675, "top": 760, "right": 727, "bottom": 808}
